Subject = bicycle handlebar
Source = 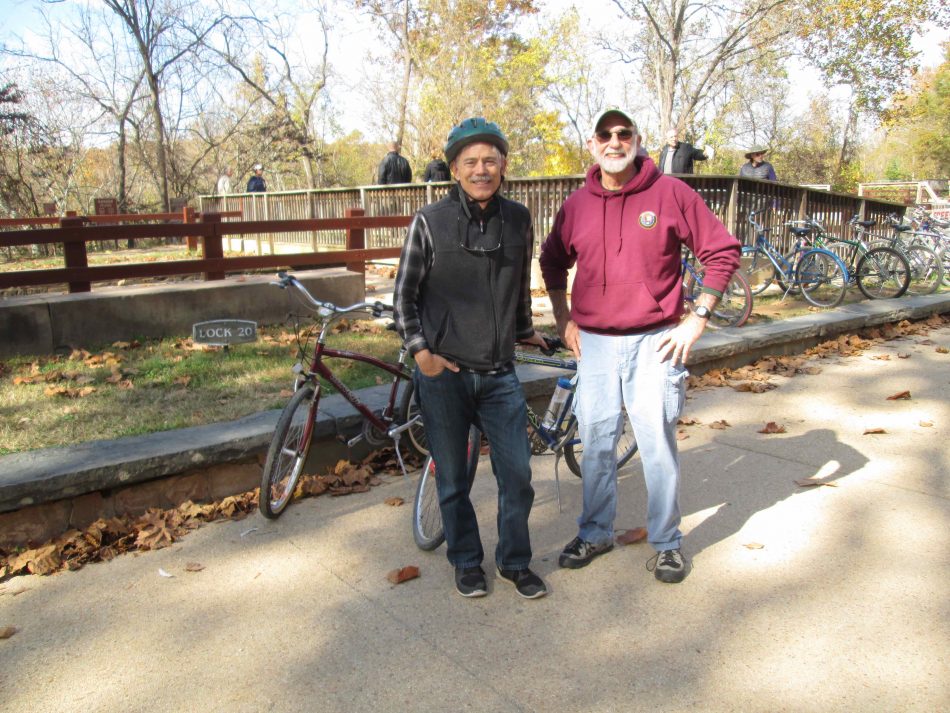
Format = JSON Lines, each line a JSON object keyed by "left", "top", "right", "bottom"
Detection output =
{"left": 274, "top": 271, "right": 394, "bottom": 320}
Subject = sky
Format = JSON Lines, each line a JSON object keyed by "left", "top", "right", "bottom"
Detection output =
{"left": 0, "top": 0, "right": 947, "bottom": 144}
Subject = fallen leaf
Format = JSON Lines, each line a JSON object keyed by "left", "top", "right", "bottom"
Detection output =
{"left": 384, "top": 497, "right": 405, "bottom": 507}
{"left": 173, "top": 376, "right": 191, "bottom": 387}
{"left": 733, "top": 381, "right": 775, "bottom": 393}
{"left": 616, "top": 527, "right": 647, "bottom": 545}
{"left": 709, "top": 420, "right": 731, "bottom": 429}
{"left": 386, "top": 565, "right": 420, "bottom": 584}
{"left": 758, "top": 422, "right": 786, "bottom": 434}
{"left": 677, "top": 417, "right": 699, "bottom": 426}
{"left": 919, "top": 420, "right": 933, "bottom": 428}
{"left": 676, "top": 430, "right": 689, "bottom": 440}
{"left": 742, "top": 542, "right": 765, "bottom": 550}
{"left": 863, "top": 428, "right": 887, "bottom": 435}
{"left": 897, "top": 353, "right": 911, "bottom": 359}
{"left": 0, "top": 626, "right": 17, "bottom": 639}
{"left": 937, "top": 347, "right": 948, "bottom": 354}
{"left": 886, "top": 390, "right": 911, "bottom": 400}
{"left": 870, "top": 354, "right": 890, "bottom": 361}
{"left": 184, "top": 562, "right": 204, "bottom": 572}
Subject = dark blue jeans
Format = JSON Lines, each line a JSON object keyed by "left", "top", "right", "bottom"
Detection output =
{"left": 413, "top": 367, "right": 534, "bottom": 571}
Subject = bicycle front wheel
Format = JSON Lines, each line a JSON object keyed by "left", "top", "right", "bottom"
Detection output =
{"left": 856, "top": 247, "right": 910, "bottom": 299}
{"left": 412, "top": 426, "right": 480, "bottom": 550}
{"left": 797, "top": 250, "right": 847, "bottom": 308}
{"left": 684, "top": 267, "right": 753, "bottom": 328}
{"left": 396, "top": 378, "right": 427, "bottom": 458}
{"left": 904, "top": 244, "right": 944, "bottom": 295}
{"left": 741, "top": 246, "right": 775, "bottom": 296}
{"left": 562, "top": 409, "right": 638, "bottom": 478}
{"left": 260, "top": 384, "right": 318, "bottom": 519}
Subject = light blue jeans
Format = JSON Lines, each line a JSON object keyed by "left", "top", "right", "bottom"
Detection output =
{"left": 574, "top": 327, "right": 687, "bottom": 552}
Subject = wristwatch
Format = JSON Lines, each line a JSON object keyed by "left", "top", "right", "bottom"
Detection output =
{"left": 693, "top": 305, "right": 712, "bottom": 320}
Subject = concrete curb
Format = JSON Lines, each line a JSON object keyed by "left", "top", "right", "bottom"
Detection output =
{"left": 1, "top": 293, "right": 947, "bottom": 514}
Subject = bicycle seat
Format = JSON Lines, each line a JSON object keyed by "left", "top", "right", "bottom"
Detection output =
{"left": 891, "top": 223, "right": 912, "bottom": 233}
{"left": 789, "top": 226, "right": 812, "bottom": 237}
{"left": 853, "top": 219, "right": 876, "bottom": 228}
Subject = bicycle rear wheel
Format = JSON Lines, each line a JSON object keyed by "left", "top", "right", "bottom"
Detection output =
{"left": 412, "top": 426, "right": 480, "bottom": 550}
{"left": 685, "top": 267, "right": 753, "bottom": 328}
{"left": 562, "top": 409, "right": 638, "bottom": 478}
{"left": 797, "top": 250, "right": 847, "bottom": 307}
{"left": 856, "top": 247, "right": 910, "bottom": 299}
{"left": 259, "top": 384, "right": 318, "bottom": 519}
{"left": 904, "top": 244, "right": 943, "bottom": 295}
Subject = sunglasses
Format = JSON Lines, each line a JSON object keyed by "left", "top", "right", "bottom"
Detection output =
{"left": 594, "top": 128, "right": 634, "bottom": 143}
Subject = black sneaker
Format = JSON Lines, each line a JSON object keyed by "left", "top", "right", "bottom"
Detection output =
{"left": 558, "top": 536, "right": 614, "bottom": 569}
{"left": 647, "top": 548, "right": 687, "bottom": 584}
{"left": 454, "top": 566, "right": 488, "bottom": 597}
{"left": 496, "top": 567, "right": 548, "bottom": 599}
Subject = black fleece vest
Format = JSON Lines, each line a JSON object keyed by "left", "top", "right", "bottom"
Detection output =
{"left": 417, "top": 191, "right": 532, "bottom": 371}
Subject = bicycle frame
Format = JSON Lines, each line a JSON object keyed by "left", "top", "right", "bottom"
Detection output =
{"left": 512, "top": 349, "right": 578, "bottom": 453}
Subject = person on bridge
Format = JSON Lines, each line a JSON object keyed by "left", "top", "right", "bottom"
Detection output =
{"left": 539, "top": 108, "right": 740, "bottom": 584}
{"left": 246, "top": 163, "right": 267, "bottom": 192}
{"left": 658, "top": 128, "right": 711, "bottom": 175}
{"left": 423, "top": 150, "right": 451, "bottom": 182}
{"left": 216, "top": 167, "right": 233, "bottom": 194}
{"left": 739, "top": 146, "right": 777, "bottom": 181}
{"left": 394, "top": 117, "right": 550, "bottom": 600}
{"left": 377, "top": 141, "right": 413, "bottom": 184}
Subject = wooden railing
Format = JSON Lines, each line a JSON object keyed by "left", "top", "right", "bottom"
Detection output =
{"left": 0, "top": 209, "right": 405, "bottom": 294}
{"left": 200, "top": 174, "right": 905, "bottom": 253}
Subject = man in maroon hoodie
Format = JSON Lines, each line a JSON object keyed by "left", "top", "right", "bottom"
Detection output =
{"left": 539, "top": 108, "right": 740, "bottom": 583}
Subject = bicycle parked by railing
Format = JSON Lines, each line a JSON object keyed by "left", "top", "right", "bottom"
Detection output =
{"left": 784, "top": 215, "right": 910, "bottom": 300}
{"left": 681, "top": 248, "right": 753, "bottom": 327}
{"left": 259, "top": 272, "right": 426, "bottom": 519}
{"left": 882, "top": 213, "right": 946, "bottom": 294}
{"left": 740, "top": 208, "right": 850, "bottom": 308}
{"left": 411, "top": 337, "right": 639, "bottom": 551}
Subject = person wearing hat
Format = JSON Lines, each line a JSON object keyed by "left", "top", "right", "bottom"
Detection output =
{"left": 539, "top": 108, "right": 740, "bottom": 584}
{"left": 394, "top": 118, "right": 549, "bottom": 600}
{"left": 739, "top": 146, "right": 777, "bottom": 180}
{"left": 246, "top": 163, "right": 266, "bottom": 192}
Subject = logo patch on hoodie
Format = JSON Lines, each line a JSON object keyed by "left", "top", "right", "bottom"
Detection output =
{"left": 639, "top": 211, "right": 657, "bottom": 229}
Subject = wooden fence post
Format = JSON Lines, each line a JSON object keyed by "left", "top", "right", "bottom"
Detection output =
{"left": 726, "top": 178, "right": 738, "bottom": 235}
{"left": 61, "top": 215, "right": 90, "bottom": 293}
{"left": 201, "top": 212, "right": 225, "bottom": 281}
{"left": 345, "top": 207, "right": 366, "bottom": 278}
{"left": 184, "top": 206, "right": 198, "bottom": 252}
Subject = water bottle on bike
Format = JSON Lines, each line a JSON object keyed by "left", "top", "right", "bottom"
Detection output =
{"left": 541, "top": 376, "right": 573, "bottom": 432}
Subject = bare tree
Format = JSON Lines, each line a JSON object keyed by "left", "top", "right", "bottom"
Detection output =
{"left": 605, "top": 0, "right": 790, "bottom": 136}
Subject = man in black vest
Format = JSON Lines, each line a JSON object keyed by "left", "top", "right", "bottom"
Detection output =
{"left": 394, "top": 118, "right": 549, "bottom": 600}
{"left": 658, "top": 129, "right": 711, "bottom": 175}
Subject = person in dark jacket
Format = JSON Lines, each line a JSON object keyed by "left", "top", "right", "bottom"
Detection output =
{"left": 246, "top": 163, "right": 266, "bottom": 193}
{"left": 394, "top": 118, "right": 549, "bottom": 600}
{"left": 539, "top": 108, "right": 740, "bottom": 585}
{"left": 739, "top": 146, "right": 777, "bottom": 180}
{"left": 657, "top": 129, "right": 711, "bottom": 175}
{"left": 377, "top": 142, "right": 412, "bottom": 184}
{"left": 423, "top": 151, "right": 451, "bottom": 182}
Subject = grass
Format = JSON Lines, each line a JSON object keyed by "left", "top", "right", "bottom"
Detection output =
{"left": 0, "top": 320, "right": 406, "bottom": 455}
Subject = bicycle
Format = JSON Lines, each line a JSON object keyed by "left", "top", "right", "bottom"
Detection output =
{"left": 786, "top": 215, "right": 910, "bottom": 300}
{"left": 259, "top": 271, "right": 426, "bottom": 519}
{"left": 411, "top": 337, "right": 640, "bottom": 551}
{"left": 881, "top": 214, "right": 944, "bottom": 295}
{"left": 740, "top": 208, "right": 850, "bottom": 308}
{"left": 681, "top": 248, "right": 753, "bottom": 327}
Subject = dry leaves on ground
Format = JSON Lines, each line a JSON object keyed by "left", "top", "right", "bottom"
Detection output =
{"left": 863, "top": 427, "right": 887, "bottom": 435}
{"left": 709, "top": 420, "right": 731, "bottom": 430}
{"left": 386, "top": 565, "right": 420, "bottom": 584}
{"left": 758, "top": 422, "right": 786, "bottom": 434}
{"left": 0, "top": 626, "right": 18, "bottom": 639}
{"left": 616, "top": 527, "right": 647, "bottom": 545}
{"left": 886, "top": 390, "right": 911, "bottom": 400}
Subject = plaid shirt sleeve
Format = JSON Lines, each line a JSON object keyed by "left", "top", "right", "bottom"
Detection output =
{"left": 393, "top": 213, "right": 433, "bottom": 356}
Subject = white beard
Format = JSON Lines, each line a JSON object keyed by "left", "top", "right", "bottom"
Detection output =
{"left": 598, "top": 152, "right": 635, "bottom": 175}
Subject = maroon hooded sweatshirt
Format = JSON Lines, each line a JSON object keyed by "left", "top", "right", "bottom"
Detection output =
{"left": 539, "top": 156, "right": 740, "bottom": 334}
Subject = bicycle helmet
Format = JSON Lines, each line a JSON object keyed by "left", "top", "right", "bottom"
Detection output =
{"left": 444, "top": 117, "right": 509, "bottom": 165}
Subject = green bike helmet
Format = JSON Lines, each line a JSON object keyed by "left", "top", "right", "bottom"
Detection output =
{"left": 444, "top": 117, "right": 509, "bottom": 165}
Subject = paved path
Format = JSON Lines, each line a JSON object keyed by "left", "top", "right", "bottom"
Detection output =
{"left": 2, "top": 323, "right": 948, "bottom": 712}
